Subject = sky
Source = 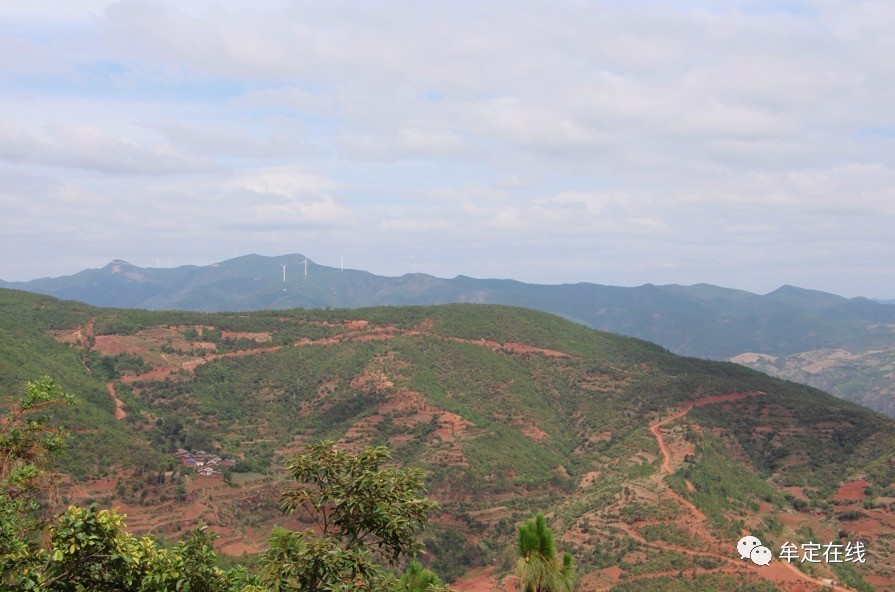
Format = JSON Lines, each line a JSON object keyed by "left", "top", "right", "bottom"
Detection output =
{"left": 1, "top": 1, "right": 894, "bottom": 298}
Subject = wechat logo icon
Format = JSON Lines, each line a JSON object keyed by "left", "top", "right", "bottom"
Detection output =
{"left": 737, "top": 535, "right": 772, "bottom": 566}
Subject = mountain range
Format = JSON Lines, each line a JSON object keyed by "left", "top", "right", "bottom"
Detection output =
{"left": 4, "top": 254, "right": 895, "bottom": 417}
{"left": 2, "top": 288, "right": 894, "bottom": 590}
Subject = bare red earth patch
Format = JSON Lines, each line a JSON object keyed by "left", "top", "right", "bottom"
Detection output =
{"left": 834, "top": 480, "right": 870, "bottom": 502}
{"left": 502, "top": 342, "right": 571, "bottom": 357}
{"left": 452, "top": 567, "right": 511, "bottom": 592}
{"left": 221, "top": 331, "right": 272, "bottom": 342}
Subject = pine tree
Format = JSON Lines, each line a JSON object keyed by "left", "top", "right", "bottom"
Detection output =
{"left": 514, "top": 513, "right": 576, "bottom": 592}
{"left": 396, "top": 560, "right": 450, "bottom": 591}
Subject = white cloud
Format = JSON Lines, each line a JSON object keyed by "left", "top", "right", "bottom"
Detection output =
{"left": 2, "top": 0, "right": 895, "bottom": 296}
{"left": 0, "top": 34, "right": 68, "bottom": 77}
{"left": 241, "top": 86, "right": 338, "bottom": 117}
{"left": 0, "top": 119, "right": 214, "bottom": 174}
{"left": 222, "top": 166, "right": 352, "bottom": 228}
{"left": 148, "top": 118, "right": 310, "bottom": 159}
{"left": 338, "top": 127, "right": 468, "bottom": 162}
{"left": 226, "top": 166, "right": 338, "bottom": 196}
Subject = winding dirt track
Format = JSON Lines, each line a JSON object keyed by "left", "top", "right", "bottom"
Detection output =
{"left": 649, "top": 391, "right": 852, "bottom": 592}
{"left": 650, "top": 391, "right": 764, "bottom": 474}
{"left": 106, "top": 381, "right": 126, "bottom": 420}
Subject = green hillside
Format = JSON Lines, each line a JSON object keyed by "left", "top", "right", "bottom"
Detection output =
{"left": 0, "top": 290, "right": 162, "bottom": 478}
{"left": 7, "top": 255, "right": 895, "bottom": 419}
{"left": 2, "top": 287, "right": 895, "bottom": 590}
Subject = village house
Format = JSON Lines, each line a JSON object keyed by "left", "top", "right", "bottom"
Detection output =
{"left": 173, "top": 449, "right": 234, "bottom": 476}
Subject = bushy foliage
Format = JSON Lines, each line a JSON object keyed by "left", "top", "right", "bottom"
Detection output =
{"left": 266, "top": 440, "right": 439, "bottom": 590}
{"left": 395, "top": 560, "right": 450, "bottom": 592}
{"left": 0, "top": 377, "right": 75, "bottom": 587}
{"left": 21, "top": 505, "right": 252, "bottom": 592}
{"left": 422, "top": 529, "right": 483, "bottom": 583}
{"left": 515, "top": 513, "right": 576, "bottom": 592}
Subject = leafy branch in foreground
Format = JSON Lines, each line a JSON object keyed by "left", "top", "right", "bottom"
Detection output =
{"left": 263, "top": 440, "right": 440, "bottom": 591}
{"left": 40, "top": 505, "right": 254, "bottom": 592}
{"left": 0, "top": 376, "right": 75, "bottom": 492}
{"left": 0, "top": 377, "right": 75, "bottom": 588}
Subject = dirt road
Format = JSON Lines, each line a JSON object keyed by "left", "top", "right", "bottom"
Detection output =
{"left": 648, "top": 391, "right": 851, "bottom": 592}
{"left": 106, "top": 381, "right": 126, "bottom": 420}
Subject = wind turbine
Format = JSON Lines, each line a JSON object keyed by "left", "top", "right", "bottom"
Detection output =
{"left": 340, "top": 256, "right": 344, "bottom": 272}
{"left": 281, "top": 264, "right": 287, "bottom": 283}
{"left": 302, "top": 257, "right": 308, "bottom": 278}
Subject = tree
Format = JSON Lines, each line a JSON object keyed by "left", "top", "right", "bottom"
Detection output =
{"left": 42, "top": 505, "right": 237, "bottom": 592}
{"left": 395, "top": 560, "right": 450, "bottom": 592}
{"left": 514, "top": 514, "right": 576, "bottom": 592}
{"left": 261, "top": 440, "right": 439, "bottom": 591}
{"left": 44, "top": 504, "right": 143, "bottom": 591}
{"left": 0, "top": 377, "right": 75, "bottom": 589}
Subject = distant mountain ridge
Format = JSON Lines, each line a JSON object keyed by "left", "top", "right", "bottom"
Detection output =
{"left": 2, "top": 254, "right": 893, "bottom": 356}
{"left": 4, "top": 254, "right": 895, "bottom": 415}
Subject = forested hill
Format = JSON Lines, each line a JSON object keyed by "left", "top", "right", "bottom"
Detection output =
{"left": 5, "top": 254, "right": 895, "bottom": 417}
{"left": 2, "top": 287, "right": 895, "bottom": 590}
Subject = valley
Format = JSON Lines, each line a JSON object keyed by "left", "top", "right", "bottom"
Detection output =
{"left": 8, "top": 3, "right": 895, "bottom": 590}
{"left": 731, "top": 347, "right": 895, "bottom": 417}
{"left": 3, "top": 288, "right": 895, "bottom": 590}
